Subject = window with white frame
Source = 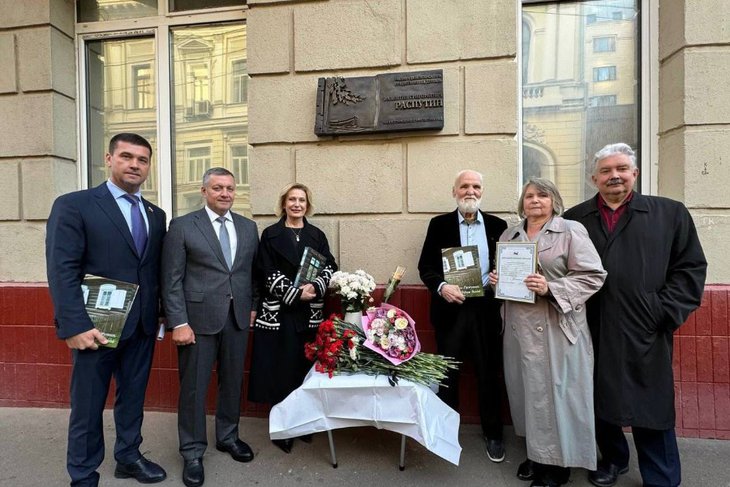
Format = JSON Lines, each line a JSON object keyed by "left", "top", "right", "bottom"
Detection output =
{"left": 593, "top": 36, "right": 616, "bottom": 53}
{"left": 77, "top": 2, "right": 249, "bottom": 217}
{"left": 593, "top": 66, "right": 617, "bottom": 82}
{"left": 187, "top": 146, "right": 211, "bottom": 184}
{"left": 589, "top": 95, "right": 617, "bottom": 107}
{"left": 231, "top": 59, "right": 247, "bottom": 104}
{"left": 132, "top": 64, "right": 154, "bottom": 109}
{"left": 231, "top": 145, "right": 248, "bottom": 185}
{"left": 521, "top": 0, "right": 640, "bottom": 207}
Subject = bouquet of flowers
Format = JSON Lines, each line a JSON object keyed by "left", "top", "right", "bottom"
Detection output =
{"left": 304, "top": 309, "right": 458, "bottom": 387}
{"left": 363, "top": 304, "right": 420, "bottom": 365}
{"left": 329, "top": 269, "right": 376, "bottom": 312}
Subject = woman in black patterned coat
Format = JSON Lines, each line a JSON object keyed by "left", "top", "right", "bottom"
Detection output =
{"left": 248, "top": 183, "right": 337, "bottom": 453}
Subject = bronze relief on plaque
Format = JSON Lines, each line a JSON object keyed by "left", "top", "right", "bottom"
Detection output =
{"left": 315, "top": 70, "right": 444, "bottom": 136}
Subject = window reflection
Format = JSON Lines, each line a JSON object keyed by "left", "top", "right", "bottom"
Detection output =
{"left": 170, "top": 0, "right": 243, "bottom": 13}
{"left": 521, "top": 0, "right": 639, "bottom": 207}
{"left": 85, "top": 37, "right": 158, "bottom": 204}
{"left": 171, "top": 23, "right": 248, "bottom": 217}
{"left": 77, "top": 0, "right": 158, "bottom": 22}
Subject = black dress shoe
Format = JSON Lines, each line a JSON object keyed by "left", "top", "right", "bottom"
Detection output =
{"left": 531, "top": 465, "right": 570, "bottom": 487}
{"left": 517, "top": 458, "right": 537, "bottom": 481}
{"left": 484, "top": 437, "right": 505, "bottom": 463}
{"left": 182, "top": 458, "right": 204, "bottom": 487}
{"left": 114, "top": 456, "right": 167, "bottom": 483}
{"left": 530, "top": 479, "right": 567, "bottom": 487}
{"left": 298, "top": 434, "right": 313, "bottom": 443}
{"left": 272, "top": 438, "right": 294, "bottom": 454}
{"left": 215, "top": 439, "right": 254, "bottom": 463}
{"left": 588, "top": 462, "right": 629, "bottom": 487}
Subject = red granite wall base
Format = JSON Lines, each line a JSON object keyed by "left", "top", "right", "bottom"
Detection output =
{"left": 1, "top": 283, "right": 728, "bottom": 439}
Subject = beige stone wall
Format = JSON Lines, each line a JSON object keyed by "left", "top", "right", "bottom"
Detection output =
{"left": 0, "top": 0, "right": 76, "bottom": 281}
{"left": 2, "top": 0, "right": 726, "bottom": 285}
{"left": 658, "top": 0, "right": 730, "bottom": 283}
{"left": 248, "top": 0, "right": 519, "bottom": 285}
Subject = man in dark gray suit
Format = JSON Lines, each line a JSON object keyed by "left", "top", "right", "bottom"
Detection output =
{"left": 161, "top": 167, "right": 259, "bottom": 487}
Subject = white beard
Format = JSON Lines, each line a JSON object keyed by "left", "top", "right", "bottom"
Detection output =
{"left": 457, "top": 197, "right": 481, "bottom": 215}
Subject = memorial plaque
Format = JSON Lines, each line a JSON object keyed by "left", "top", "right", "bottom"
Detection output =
{"left": 315, "top": 70, "right": 444, "bottom": 136}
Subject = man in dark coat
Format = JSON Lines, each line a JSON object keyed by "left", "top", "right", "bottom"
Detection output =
{"left": 564, "top": 143, "right": 707, "bottom": 487}
{"left": 418, "top": 169, "right": 507, "bottom": 463}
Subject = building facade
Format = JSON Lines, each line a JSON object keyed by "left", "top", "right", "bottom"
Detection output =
{"left": 0, "top": 0, "right": 728, "bottom": 439}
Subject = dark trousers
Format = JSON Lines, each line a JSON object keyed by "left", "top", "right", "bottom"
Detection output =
{"left": 177, "top": 306, "right": 248, "bottom": 460}
{"left": 596, "top": 418, "right": 681, "bottom": 487}
{"left": 67, "top": 326, "right": 155, "bottom": 487}
{"left": 435, "top": 296, "right": 503, "bottom": 439}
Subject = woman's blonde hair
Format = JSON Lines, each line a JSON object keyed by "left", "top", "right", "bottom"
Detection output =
{"left": 275, "top": 183, "right": 314, "bottom": 217}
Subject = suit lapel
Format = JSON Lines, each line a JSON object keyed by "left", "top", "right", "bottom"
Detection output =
{"left": 193, "top": 209, "right": 229, "bottom": 270}
{"left": 139, "top": 197, "right": 158, "bottom": 262}
{"left": 448, "top": 210, "right": 462, "bottom": 247}
{"left": 93, "top": 184, "right": 138, "bottom": 257}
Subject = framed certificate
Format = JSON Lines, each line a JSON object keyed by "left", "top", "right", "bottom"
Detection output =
{"left": 495, "top": 242, "right": 538, "bottom": 303}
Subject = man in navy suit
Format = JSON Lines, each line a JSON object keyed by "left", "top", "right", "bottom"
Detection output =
{"left": 46, "top": 133, "right": 167, "bottom": 486}
{"left": 418, "top": 169, "right": 508, "bottom": 464}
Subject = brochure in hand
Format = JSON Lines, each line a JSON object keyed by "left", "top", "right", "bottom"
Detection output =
{"left": 441, "top": 245, "right": 484, "bottom": 298}
{"left": 293, "top": 246, "right": 327, "bottom": 287}
{"left": 81, "top": 274, "right": 139, "bottom": 348}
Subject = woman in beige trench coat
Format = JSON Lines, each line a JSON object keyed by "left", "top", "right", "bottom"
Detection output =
{"left": 489, "top": 179, "right": 606, "bottom": 487}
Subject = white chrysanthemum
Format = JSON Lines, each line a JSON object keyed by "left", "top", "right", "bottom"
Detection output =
{"left": 349, "top": 338, "right": 359, "bottom": 360}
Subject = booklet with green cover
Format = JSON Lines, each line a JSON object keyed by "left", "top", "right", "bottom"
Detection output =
{"left": 441, "top": 245, "right": 484, "bottom": 298}
{"left": 81, "top": 274, "right": 139, "bottom": 348}
{"left": 293, "top": 246, "right": 327, "bottom": 288}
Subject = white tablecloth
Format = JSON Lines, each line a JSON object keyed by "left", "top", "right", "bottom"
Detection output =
{"left": 269, "top": 368, "right": 462, "bottom": 465}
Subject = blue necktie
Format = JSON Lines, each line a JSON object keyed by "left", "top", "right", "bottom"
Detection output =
{"left": 217, "top": 216, "right": 233, "bottom": 270}
{"left": 122, "top": 194, "right": 148, "bottom": 256}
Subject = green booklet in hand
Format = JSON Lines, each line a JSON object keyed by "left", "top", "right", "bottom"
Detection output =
{"left": 81, "top": 274, "right": 139, "bottom": 348}
{"left": 293, "top": 247, "right": 327, "bottom": 288}
{"left": 441, "top": 245, "right": 484, "bottom": 298}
